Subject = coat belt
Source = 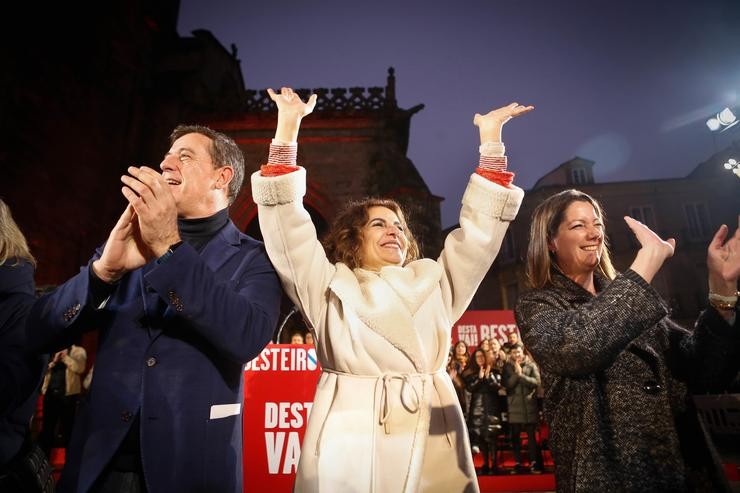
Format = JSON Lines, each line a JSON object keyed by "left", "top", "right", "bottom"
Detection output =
{"left": 322, "top": 368, "right": 444, "bottom": 434}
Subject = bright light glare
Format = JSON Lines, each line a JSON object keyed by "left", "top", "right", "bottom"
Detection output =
{"left": 718, "top": 107, "right": 737, "bottom": 125}
{"left": 706, "top": 118, "right": 721, "bottom": 131}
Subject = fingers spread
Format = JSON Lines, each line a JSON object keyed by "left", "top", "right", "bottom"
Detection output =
{"left": 710, "top": 224, "right": 729, "bottom": 249}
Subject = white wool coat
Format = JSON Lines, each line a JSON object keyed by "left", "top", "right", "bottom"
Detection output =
{"left": 252, "top": 168, "right": 523, "bottom": 493}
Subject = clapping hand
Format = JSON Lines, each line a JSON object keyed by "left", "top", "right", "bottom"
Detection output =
{"left": 707, "top": 215, "right": 740, "bottom": 293}
{"left": 93, "top": 205, "right": 151, "bottom": 283}
{"left": 625, "top": 216, "right": 676, "bottom": 283}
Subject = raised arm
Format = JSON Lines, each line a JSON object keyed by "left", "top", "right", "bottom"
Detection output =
{"left": 251, "top": 88, "right": 334, "bottom": 331}
{"left": 438, "top": 103, "right": 532, "bottom": 323}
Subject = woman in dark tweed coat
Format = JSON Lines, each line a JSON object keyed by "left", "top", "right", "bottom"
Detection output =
{"left": 514, "top": 189, "right": 740, "bottom": 492}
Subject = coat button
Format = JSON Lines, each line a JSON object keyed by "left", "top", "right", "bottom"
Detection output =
{"left": 121, "top": 411, "right": 133, "bottom": 422}
{"left": 642, "top": 380, "right": 662, "bottom": 395}
{"left": 146, "top": 357, "right": 157, "bottom": 367}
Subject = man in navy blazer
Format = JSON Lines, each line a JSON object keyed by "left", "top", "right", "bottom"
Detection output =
{"left": 29, "top": 125, "right": 282, "bottom": 493}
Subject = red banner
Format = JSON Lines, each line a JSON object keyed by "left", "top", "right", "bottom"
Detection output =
{"left": 242, "top": 344, "right": 321, "bottom": 492}
{"left": 452, "top": 310, "right": 519, "bottom": 349}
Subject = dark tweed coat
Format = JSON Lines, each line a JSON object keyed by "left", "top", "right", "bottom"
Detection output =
{"left": 515, "top": 268, "right": 740, "bottom": 493}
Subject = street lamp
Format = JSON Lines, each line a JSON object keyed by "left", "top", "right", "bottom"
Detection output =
{"left": 706, "top": 107, "right": 738, "bottom": 132}
{"left": 724, "top": 158, "right": 740, "bottom": 178}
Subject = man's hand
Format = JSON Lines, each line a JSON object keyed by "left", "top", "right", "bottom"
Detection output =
{"left": 92, "top": 204, "right": 151, "bottom": 283}
{"left": 121, "top": 166, "right": 181, "bottom": 258}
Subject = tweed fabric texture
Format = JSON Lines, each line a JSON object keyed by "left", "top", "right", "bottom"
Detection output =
{"left": 515, "top": 268, "right": 740, "bottom": 493}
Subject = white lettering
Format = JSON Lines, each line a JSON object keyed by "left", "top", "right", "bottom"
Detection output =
{"left": 265, "top": 432, "right": 285, "bottom": 474}
{"left": 265, "top": 403, "right": 278, "bottom": 428}
{"left": 282, "top": 432, "right": 301, "bottom": 474}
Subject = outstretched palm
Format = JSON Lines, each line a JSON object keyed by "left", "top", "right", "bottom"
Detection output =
{"left": 474, "top": 102, "right": 534, "bottom": 129}
{"left": 267, "top": 87, "right": 317, "bottom": 119}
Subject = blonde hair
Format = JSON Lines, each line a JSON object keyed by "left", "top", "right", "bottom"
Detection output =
{"left": 525, "top": 189, "right": 615, "bottom": 288}
{"left": 0, "top": 199, "right": 36, "bottom": 266}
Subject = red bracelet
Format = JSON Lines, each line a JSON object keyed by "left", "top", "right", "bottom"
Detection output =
{"left": 260, "top": 164, "right": 300, "bottom": 177}
{"left": 475, "top": 168, "right": 514, "bottom": 187}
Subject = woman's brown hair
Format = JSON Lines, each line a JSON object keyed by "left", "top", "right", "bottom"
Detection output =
{"left": 525, "top": 189, "right": 615, "bottom": 288}
{"left": 0, "top": 199, "right": 35, "bottom": 267}
{"left": 322, "top": 198, "right": 420, "bottom": 269}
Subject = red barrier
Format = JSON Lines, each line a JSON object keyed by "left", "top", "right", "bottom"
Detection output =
{"left": 242, "top": 344, "right": 321, "bottom": 492}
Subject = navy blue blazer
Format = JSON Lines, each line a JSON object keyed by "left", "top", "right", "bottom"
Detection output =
{"left": 0, "top": 259, "right": 45, "bottom": 465}
{"left": 28, "top": 221, "right": 281, "bottom": 493}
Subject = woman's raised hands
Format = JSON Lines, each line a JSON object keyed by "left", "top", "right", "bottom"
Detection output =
{"left": 268, "top": 87, "right": 317, "bottom": 142}
{"left": 474, "top": 102, "right": 534, "bottom": 143}
{"left": 268, "top": 87, "right": 317, "bottom": 119}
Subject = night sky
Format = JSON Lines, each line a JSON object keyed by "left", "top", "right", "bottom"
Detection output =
{"left": 179, "top": 0, "right": 740, "bottom": 227}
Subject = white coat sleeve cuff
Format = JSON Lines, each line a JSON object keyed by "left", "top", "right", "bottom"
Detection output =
{"left": 251, "top": 167, "right": 306, "bottom": 206}
{"left": 462, "top": 173, "right": 524, "bottom": 221}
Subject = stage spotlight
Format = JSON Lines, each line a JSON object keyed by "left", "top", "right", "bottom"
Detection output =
{"left": 707, "top": 107, "right": 738, "bottom": 132}
{"left": 724, "top": 158, "right": 740, "bottom": 178}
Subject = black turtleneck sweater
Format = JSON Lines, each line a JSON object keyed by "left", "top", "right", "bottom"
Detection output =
{"left": 87, "top": 208, "right": 230, "bottom": 472}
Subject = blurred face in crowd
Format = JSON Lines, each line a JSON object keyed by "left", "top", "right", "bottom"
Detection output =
{"left": 291, "top": 333, "right": 304, "bottom": 344}
{"left": 305, "top": 332, "right": 314, "bottom": 345}
{"left": 490, "top": 339, "right": 501, "bottom": 353}
{"left": 454, "top": 341, "right": 468, "bottom": 357}
{"left": 359, "top": 206, "right": 408, "bottom": 270}
{"left": 549, "top": 200, "right": 604, "bottom": 280}
{"left": 508, "top": 332, "right": 519, "bottom": 346}
{"left": 480, "top": 338, "right": 491, "bottom": 352}
{"left": 474, "top": 349, "right": 486, "bottom": 368}
{"left": 510, "top": 346, "right": 524, "bottom": 363}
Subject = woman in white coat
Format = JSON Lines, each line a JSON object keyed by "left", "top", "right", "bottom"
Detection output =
{"left": 251, "top": 87, "right": 532, "bottom": 493}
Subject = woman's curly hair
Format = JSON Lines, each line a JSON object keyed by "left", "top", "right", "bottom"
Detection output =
{"left": 322, "top": 198, "right": 420, "bottom": 269}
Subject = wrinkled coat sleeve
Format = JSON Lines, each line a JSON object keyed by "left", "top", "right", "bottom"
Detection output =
{"left": 437, "top": 174, "right": 524, "bottom": 323}
{"left": 0, "top": 261, "right": 42, "bottom": 416}
{"left": 29, "top": 233, "right": 281, "bottom": 364}
{"left": 663, "top": 307, "right": 740, "bottom": 393}
{"left": 515, "top": 269, "right": 669, "bottom": 377}
{"left": 251, "top": 168, "right": 336, "bottom": 332}
{"left": 516, "top": 268, "right": 740, "bottom": 386}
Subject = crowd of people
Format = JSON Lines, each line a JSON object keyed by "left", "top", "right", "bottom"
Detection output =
{"left": 0, "top": 85, "right": 737, "bottom": 493}
{"left": 447, "top": 334, "right": 545, "bottom": 476}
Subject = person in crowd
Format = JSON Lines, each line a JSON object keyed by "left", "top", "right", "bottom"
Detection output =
{"left": 290, "top": 331, "right": 305, "bottom": 344}
{"left": 28, "top": 125, "right": 282, "bottom": 493}
{"left": 515, "top": 189, "right": 740, "bottom": 492}
{"left": 251, "top": 87, "right": 531, "bottom": 492}
{"left": 503, "top": 345, "right": 542, "bottom": 474}
{"left": 487, "top": 338, "right": 507, "bottom": 370}
{"left": 447, "top": 349, "right": 467, "bottom": 419}
{"left": 502, "top": 330, "right": 521, "bottom": 354}
{"left": 304, "top": 331, "right": 315, "bottom": 346}
{"left": 38, "top": 344, "right": 87, "bottom": 457}
{"left": 463, "top": 348, "right": 504, "bottom": 476}
{"left": 452, "top": 339, "right": 470, "bottom": 371}
{"left": 0, "top": 199, "right": 53, "bottom": 492}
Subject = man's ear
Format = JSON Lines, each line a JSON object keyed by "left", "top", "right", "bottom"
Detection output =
{"left": 215, "top": 166, "right": 234, "bottom": 192}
